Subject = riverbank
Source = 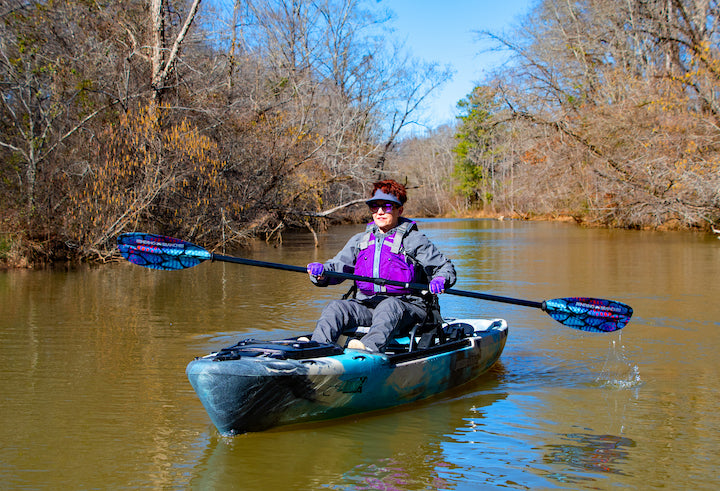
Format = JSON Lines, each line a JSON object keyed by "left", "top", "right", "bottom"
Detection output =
{"left": 0, "top": 234, "right": 29, "bottom": 269}
{"left": 451, "top": 208, "right": 720, "bottom": 233}
{"left": 448, "top": 209, "right": 576, "bottom": 223}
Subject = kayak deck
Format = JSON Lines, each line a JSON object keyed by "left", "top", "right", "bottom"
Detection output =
{"left": 187, "top": 318, "right": 508, "bottom": 435}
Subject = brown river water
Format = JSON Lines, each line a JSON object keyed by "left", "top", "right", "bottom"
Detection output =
{"left": 1, "top": 219, "right": 719, "bottom": 490}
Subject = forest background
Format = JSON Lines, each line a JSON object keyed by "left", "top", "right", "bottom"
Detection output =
{"left": 1, "top": 0, "right": 719, "bottom": 267}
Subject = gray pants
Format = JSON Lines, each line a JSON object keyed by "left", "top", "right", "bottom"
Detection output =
{"left": 311, "top": 296, "right": 427, "bottom": 352}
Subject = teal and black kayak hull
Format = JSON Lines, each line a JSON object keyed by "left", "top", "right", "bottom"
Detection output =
{"left": 186, "top": 318, "right": 508, "bottom": 435}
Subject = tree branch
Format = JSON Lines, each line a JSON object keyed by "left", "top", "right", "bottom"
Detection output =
{"left": 154, "top": 0, "right": 202, "bottom": 89}
{"left": 300, "top": 198, "right": 367, "bottom": 217}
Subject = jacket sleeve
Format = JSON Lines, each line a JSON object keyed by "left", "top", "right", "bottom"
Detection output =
{"left": 405, "top": 230, "right": 457, "bottom": 288}
{"left": 310, "top": 232, "right": 363, "bottom": 287}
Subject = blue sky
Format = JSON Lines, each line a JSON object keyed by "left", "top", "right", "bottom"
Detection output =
{"left": 380, "top": 0, "right": 535, "bottom": 129}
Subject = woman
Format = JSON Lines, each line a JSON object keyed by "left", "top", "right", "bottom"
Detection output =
{"left": 304, "top": 179, "right": 456, "bottom": 352}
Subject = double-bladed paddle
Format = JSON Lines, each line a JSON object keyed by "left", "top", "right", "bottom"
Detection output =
{"left": 117, "top": 232, "right": 633, "bottom": 333}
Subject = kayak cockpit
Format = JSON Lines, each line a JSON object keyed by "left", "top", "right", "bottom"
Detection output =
{"left": 203, "top": 319, "right": 500, "bottom": 363}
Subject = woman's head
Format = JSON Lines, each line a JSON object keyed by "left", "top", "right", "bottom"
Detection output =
{"left": 366, "top": 179, "right": 406, "bottom": 232}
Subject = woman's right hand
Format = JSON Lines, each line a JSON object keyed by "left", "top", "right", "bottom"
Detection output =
{"left": 307, "top": 262, "right": 324, "bottom": 278}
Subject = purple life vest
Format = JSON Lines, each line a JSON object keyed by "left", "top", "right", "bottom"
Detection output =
{"left": 354, "top": 220, "right": 418, "bottom": 295}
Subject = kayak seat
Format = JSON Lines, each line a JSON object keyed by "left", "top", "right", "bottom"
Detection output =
{"left": 407, "top": 321, "right": 446, "bottom": 352}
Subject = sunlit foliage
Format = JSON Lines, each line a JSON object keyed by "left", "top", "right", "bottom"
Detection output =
{"left": 66, "top": 105, "right": 227, "bottom": 256}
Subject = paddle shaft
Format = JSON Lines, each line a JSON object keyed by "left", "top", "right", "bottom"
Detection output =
{"left": 213, "top": 253, "right": 543, "bottom": 309}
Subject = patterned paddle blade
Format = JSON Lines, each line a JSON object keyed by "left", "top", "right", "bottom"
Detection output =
{"left": 117, "top": 233, "right": 212, "bottom": 271}
{"left": 543, "top": 297, "right": 633, "bottom": 333}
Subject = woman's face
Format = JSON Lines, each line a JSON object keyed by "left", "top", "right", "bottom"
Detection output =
{"left": 369, "top": 201, "right": 403, "bottom": 233}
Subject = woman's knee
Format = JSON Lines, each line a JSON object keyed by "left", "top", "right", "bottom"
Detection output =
{"left": 375, "top": 296, "right": 404, "bottom": 310}
{"left": 321, "top": 299, "right": 351, "bottom": 317}
{"left": 373, "top": 297, "right": 404, "bottom": 319}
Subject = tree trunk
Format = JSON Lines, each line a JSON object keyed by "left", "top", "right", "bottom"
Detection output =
{"left": 150, "top": 0, "right": 166, "bottom": 105}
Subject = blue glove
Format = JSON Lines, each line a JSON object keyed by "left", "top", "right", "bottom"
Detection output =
{"left": 307, "top": 262, "right": 324, "bottom": 277}
{"left": 429, "top": 276, "right": 445, "bottom": 294}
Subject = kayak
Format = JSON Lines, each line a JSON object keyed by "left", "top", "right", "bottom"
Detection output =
{"left": 186, "top": 318, "right": 508, "bottom": 435}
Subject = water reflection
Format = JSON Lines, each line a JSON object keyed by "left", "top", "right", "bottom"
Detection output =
{"left": 542, "top": 432, "right": 636, "bottom": 481}
{"left": 188, "top": 376, "right": 507, "bottom": 490}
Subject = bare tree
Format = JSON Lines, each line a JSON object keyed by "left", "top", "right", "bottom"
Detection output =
{"left": 202, "top": 0, "right": 451, "bottom": 238}
{"left": 466, "top": 0, "right": 720, "bottom": 229}
{"left": 0, "top": 0, "right": 127, "bottom": 230}
{"left": 392, "top": 124, "right": 459, "bottom": 216}
{"left": 149, "top": 0, "right": 202, "bottom": 106}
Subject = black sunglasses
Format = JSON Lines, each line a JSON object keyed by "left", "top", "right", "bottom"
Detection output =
{"left": 368, "top": 202, "right": 397, "bottom": 213}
